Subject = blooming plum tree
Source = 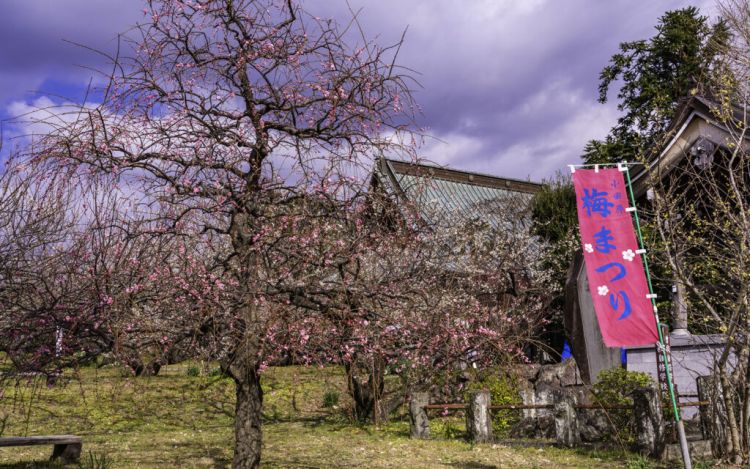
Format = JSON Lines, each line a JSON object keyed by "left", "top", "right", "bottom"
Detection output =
{"left": 22, "top": 0, "right": 417, "bottom": 466}
{"left": 12, "top": 1, "right": 549, "bottom": 466}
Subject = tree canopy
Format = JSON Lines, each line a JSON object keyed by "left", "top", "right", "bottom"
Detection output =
{"left": 583, "top": 7, "right": 729, "bottom": 164}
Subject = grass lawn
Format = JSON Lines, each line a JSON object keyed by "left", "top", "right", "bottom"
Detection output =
{"left": 0, "top": 362, "right": 639, "bottom": 468}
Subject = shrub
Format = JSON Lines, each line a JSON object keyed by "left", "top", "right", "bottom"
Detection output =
{"left": 322, "top": 390, "right": 339, "bottom": 408}
{"left": 431, "top": 417, "right": 464, "bottom": 439}
{"left": 464, "top": 370, "right": 522, "bottom": 437}
{"left": 186, "top": 365, "right": 201, "bottom": 377}
{"left": 592, "top": 367, "right": 654, "bottom": 444}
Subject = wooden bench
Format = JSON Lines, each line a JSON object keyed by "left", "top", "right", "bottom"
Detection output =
{"left": 0, "top": 435, "right": 82, "bottom": 462}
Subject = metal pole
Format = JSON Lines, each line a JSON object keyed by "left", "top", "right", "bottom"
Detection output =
{"left": 623, "top": 163, "right": 692, "bottom": 469}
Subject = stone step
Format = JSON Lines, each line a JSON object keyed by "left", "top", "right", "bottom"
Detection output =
{"left": 662, "top": 439, "right": 711, "bottom": 462}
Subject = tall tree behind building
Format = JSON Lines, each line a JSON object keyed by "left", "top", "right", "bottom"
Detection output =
{"left": 647, "top": 1, "right": 750, "bottom": 463}
{"left": 584, "top": 7, "right": 729, "bottom": 164}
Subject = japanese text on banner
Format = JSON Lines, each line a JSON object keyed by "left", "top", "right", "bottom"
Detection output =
{"left": 572, "top": 168, "right": 658, "bottom": 347}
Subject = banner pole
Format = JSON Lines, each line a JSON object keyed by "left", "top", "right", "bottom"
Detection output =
{"left": 622, "top": 163, "right": 692, "bottom": 469}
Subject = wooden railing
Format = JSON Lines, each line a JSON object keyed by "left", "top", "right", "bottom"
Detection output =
{"left": 410, "top": 389, "right": 708, "bottom": 457}
{"left": 421, "top": 401, "right": 707, "bottom": 412}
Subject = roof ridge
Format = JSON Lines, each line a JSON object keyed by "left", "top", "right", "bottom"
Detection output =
{"left": 381, "top": 157, "right": 541, "bottom": 194}
{"left": 381, "top": 157, "right": 541, "bottom": 186}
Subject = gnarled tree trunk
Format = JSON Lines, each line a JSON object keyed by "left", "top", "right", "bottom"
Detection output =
{"left": 232, "top": 367, "right": 264, "bottom": 469}
{"left": 345, "top": 355, "right": 386, "bottom": 423}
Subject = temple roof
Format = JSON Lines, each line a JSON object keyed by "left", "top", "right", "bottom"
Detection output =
{"left": 371, "top": 157, "right": 541, "bottom": 228}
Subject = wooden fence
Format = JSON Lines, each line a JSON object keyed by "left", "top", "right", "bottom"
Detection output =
{"left": 409, "top": 388, "right": 707, "bottom": 458}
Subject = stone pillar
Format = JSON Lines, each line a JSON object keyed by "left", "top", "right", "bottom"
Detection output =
{"left": 409, "top": 392, "right": 430, "bottom": 439}
{"left": 632, "top": 384, "right": 665, "bottom": 458}
{"left": 554, "top": 391, "right": 578, "bottom": 447}
{"left": 466, "top": 390, "right": 492, "bottom": 443}
{"left": 671, "top": 281, "right": 690, "bottom": 337}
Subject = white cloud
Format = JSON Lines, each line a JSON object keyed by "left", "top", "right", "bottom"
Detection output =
{"left": 423, "top": 87, "right": 619, "bottom": 181}
{"left": 493, "top": 99, "right": 620, "bottom": 180}
{"left": 5, "top": 97, "right": 102, "bottom": 149}
{"left": 420, "top": 132, "right": 486, "bottom": 167}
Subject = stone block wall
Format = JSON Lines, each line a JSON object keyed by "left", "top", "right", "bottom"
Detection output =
{"left": 626, "top": 334, "right": 727, "bottom": 419}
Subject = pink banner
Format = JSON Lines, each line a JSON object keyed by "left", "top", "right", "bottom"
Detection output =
{"left": 572, "top": 168, "right": 658, "bottom": 347}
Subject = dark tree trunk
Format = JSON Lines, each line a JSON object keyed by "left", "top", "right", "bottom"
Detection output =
{"left": 345, "top": 356, "right": 386, "bottom": 423}
{"left": 144, "top": 360, "right": 162, "bottom": 376}
{"left": 232, "top": 368, "right": 263, "bottom": 469}
{"left": 129, "top": 359, "right": 162, "bottom": 377}
{"left": 227, "top": 216, "right": 266, "bottom": 467}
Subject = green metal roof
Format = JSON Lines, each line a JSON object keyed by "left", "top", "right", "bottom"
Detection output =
{"left": 372, "top": 158, "right": 541, "bottom": 229}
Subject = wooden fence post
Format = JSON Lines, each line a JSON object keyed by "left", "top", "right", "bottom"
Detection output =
{"left": 554, "top": 391, "right": 578, "bottom": 447}
{"left": 466, "top": 390, "right": 492, "bottom": 443}
{"left": 632, "top": 384, "right": 665, "bottom": 458}
{"left": 409, "top": 392, "right": 430, "bottom": 439}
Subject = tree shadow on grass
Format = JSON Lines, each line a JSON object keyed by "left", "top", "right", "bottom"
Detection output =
{"left": 297, "top": 418, "right": 411, "bottom": 440}
{"left": 449, "top": 463, "right": 498, "bottom": 469}
{"left": 0, "top": 462, "right": 65, "bottom": 469}
{"left": 262, "top": 414, "right": 330, "bottom": 425}
{"left": 162, "top": 440, "right": 231, "bottom": 468}
{"left": 262, "top": 460, "right": 323, "bottom": 469}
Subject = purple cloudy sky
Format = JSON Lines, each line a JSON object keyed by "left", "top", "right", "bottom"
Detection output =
{"left": 0, "top": 0, "right": 714, "bottom": 181}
